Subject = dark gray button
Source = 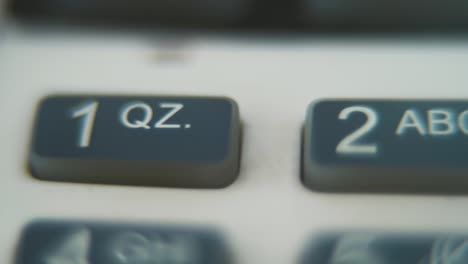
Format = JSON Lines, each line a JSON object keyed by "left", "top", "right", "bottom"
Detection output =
{"left": 15, "top": 220, "right": 231, "bottom": 264}
{"left": 301, "top": 0, "right": 468, "bottom": 30}
{"left": 303, "top": 100, "right": 468, "bottom": 193}
{"left": 9, "top": 0, "right": 251, "bottom": 26}
{"left": 30, "top": 95, "right": 241, "bottom": 188}
{"left": 301, "top": 232, "right": 468, "bottom": 264}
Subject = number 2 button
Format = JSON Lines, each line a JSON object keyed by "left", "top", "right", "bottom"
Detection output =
{"left": 29, "top": 95, "right": 242, "bottom": 188}
{"left": 302, "top": 99, "right": 468, "bottom": 194}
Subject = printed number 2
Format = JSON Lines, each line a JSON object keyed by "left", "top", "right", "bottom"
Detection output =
{"left": 71, "top": 101, "right": 99, "bottom": 148}
{"left": 336, "top": 106, "right": 378, "bottom": 155}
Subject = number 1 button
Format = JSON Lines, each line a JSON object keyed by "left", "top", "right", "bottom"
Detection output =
{"left": 29, "top": 95, "right": 241, "bottom": 188}
{"left": 302, "top": 99, "right": 468, "bottom": 194}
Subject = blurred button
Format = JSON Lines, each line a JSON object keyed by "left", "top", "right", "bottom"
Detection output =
{"left": 9, "top": 0, "right": 252, "bottom": 26}
{"left": 301, "top": 0, "right": 468, "bottom": 30}
{"left": 16, "top": 220, "right": 231, "bottom": 264}
{"left": 303, "top": 100, "right": 468, "bottom": 193}
{"left": 300, "top": 232, "right": 468, "bottom": 264}
{"left": 30, "top": 95, "right": 241, "bottom": 188}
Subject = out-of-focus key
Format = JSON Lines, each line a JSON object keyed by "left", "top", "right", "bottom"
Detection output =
{"left": 9, "top": 0, "right": 251, "bottom": 26}
{"left": 300, "top": 232, "right": 468, "bottom": 264}
{"left": 301, "top": 0, "right": 468, "bottom": 31}
{"left": 303, "top": 100, "right": 468, "bottom": 193}
{"left": 15, "top": 220, "right": 231, "bottom": 264}
{"left": 30, "top": 95, "right": 241, "bottom": 188}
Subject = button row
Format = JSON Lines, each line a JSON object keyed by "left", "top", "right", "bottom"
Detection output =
{"left": 15, "top": 220, "right": 468, "bottom": 264}
{"left": 30, "top": 96, "right": 468, "bottom": 193}
{"left": 9, "top": 0, "right": 468, "bottom": 31}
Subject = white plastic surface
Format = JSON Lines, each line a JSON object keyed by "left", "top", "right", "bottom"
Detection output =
{"left": 2, "top": 19, "right": 468, "bottom": 263}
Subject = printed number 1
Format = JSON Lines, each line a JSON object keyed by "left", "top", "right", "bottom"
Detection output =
{"left": 71, "top": 101, "right": 99, "bottom": 148}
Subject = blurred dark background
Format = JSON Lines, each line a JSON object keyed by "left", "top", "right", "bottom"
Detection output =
{"left": 7, "top": 0, "right": 468, "bottom": 32}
